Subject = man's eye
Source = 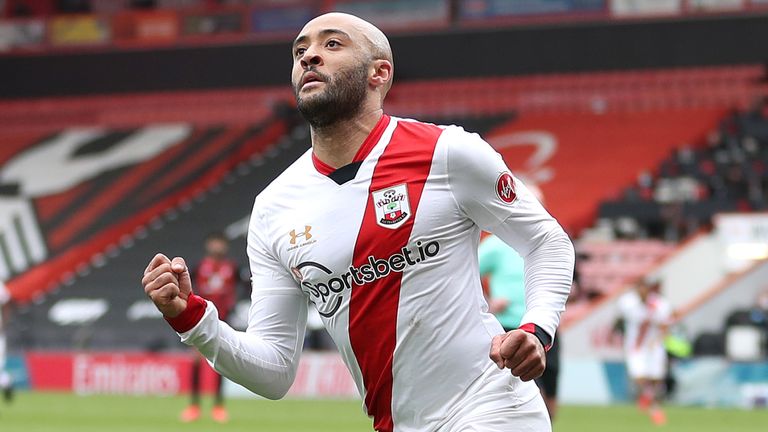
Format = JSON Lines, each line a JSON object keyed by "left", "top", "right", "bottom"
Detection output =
{"left": 295, "top": 48, "right": 306, "bottom": 57}
{"left": 327, "top": 40, "right": 340, "bottom": 48}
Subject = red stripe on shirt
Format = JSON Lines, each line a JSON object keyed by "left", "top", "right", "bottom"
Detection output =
{"left": 348, "top": 120, "right": 443, "bottom": 432}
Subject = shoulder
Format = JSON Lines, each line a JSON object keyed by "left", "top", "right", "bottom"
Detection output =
{"left": 429, "top": 122, "right": 498, "bottom": 164}
{"left": 391, "top": 117, "right": 475, "bottom": 142}
{"left": 253, "top": 149, "right": 313, "bottom": 211}
{"left": 391, "top": 118, "right": 496, "bottom": 173}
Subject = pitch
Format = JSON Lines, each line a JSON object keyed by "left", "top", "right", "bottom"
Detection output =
{"left": 1, "top": 392, "right": 766, "bottom": 431}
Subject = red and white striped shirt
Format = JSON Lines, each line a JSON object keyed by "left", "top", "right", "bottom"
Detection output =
{"left": 169, "top": 115, "right": 574, "bottom": 431}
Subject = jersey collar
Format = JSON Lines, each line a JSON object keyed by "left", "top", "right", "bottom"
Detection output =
{"left": 311, "top": 114, "right": 391, "bottom": 177}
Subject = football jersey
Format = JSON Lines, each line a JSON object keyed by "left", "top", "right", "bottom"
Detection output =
{"left": 618, "top": 290, "right": 672, "bottom": 353}
{"left": 170, "top": 115, "right": 574, "bottom": 432}
{"left": 192, "top": 257, "right": 239, "bottom": 320}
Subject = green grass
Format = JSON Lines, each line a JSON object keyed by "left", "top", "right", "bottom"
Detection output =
{"left": 1, "top": 392, "right": 767, "bottom": 431}
{"left": 558, "top": 404, "right": 768, "bottom": 432}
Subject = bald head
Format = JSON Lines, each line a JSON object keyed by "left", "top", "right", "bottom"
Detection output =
{"left": 295, "top": 13, "right": 394, "bottom": 94}
{"left": 299, "top": 13, "right": 392, "bottom": 62}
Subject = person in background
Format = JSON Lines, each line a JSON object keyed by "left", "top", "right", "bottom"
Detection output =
{"left": 479, "top": 237, "right": 563, "bottom": 420}
{"left": 755, "top": 287, "right": 768, "bottom": 319}
{"left": 0, "top": 280, "right": 13, "bottom": 404}
{"left": 617, "top": 279, "right": 673, "bottom": 426}
{"left": 478, "top": 233, "right": 526, "bottom": 332}
{"left": 180, "top": 232, "right": 244, "bottom": 423}
{"left": 478, "top": 184, "right": 563, "bottom": 421}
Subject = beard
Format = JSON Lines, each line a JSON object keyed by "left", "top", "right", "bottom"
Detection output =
{"left": 293, "top": 62, "right": 369, "bottom": 128}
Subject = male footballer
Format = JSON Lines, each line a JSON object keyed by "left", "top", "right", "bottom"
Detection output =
{"left": 143, "top": 12, "right": 574, "bottom": 432}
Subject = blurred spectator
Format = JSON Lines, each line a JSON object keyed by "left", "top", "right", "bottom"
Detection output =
{"left": 478, "top": 234, "right": 526, "bottom": 330}
{"left": 479, "top": 233, "right": 562, "bottom": 421}
{"left": 748, "top": 288, "right": 768, "bottom": 331}
{"left": 758, "top": 288, "right": 768, "bottom": 312}
{"left": 617, "top": 280, "right": 672, "bottom": 426}
{"left": 180, "top": 232, "right": 246, "bottom": 424}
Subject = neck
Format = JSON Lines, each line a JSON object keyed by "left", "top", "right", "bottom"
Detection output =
{"left": 310, "top": 107, "right": 384, "bottom": 169}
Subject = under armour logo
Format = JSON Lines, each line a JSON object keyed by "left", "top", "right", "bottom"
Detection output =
{"left": 289, "top": 226, "right": 312, "bottom": 245}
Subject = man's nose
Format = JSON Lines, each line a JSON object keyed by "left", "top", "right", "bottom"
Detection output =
{"left": 300, "top": 47, "right": 322, "bottom": 68}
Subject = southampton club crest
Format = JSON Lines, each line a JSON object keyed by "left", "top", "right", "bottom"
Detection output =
{"left": 372, "top": 184, "right": 411, "bottom": 229}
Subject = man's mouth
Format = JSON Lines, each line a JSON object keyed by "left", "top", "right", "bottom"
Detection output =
{"left": 301, "top": 72, "right": 325, "bottom": 89}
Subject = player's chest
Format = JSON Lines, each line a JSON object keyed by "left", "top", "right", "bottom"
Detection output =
{"left": 269, "top": 176, "right": 455, "bottom": 306}
{"left": 273, "top": 181, "right": 411, "bottom": 270}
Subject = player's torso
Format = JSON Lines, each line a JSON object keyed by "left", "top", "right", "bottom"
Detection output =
{"left": 259, "top": 117, "right": 503, "bottom": 430}
{"left": 266, "top": 119, "right": 475, "bottom": 345}
{"left": 621, "top": 292, "right": 668, "bottom": 351}
{"left": 195, "top": 258, "right": 237, "bottom": 294}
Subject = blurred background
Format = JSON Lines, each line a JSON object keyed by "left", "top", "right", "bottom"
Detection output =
{"left": 1, "top": 0, "right": 768, "bottom": 430}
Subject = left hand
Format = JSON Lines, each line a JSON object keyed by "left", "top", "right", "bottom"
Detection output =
{"left": 489, "top": 329, "right": 546, "bottom": 381}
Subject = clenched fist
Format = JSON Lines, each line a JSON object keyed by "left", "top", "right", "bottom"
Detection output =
{"left": 489, "top": 330, "right": 546, "bottom": 382}
{"left": 142, "top": 253, "right": 193, "bottom": 318}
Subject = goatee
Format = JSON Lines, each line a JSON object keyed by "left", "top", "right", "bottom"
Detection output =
{"left": 294, "top": 63, "right": 369, "bottom": 128}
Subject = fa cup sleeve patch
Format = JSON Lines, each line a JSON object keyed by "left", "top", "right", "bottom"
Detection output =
{"left": 495, "top": 172, "right": 517, "bottom": 204}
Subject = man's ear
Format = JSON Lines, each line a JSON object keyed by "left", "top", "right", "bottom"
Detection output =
{"left": 370, "top": 59, "right": 393, "bottom": 89}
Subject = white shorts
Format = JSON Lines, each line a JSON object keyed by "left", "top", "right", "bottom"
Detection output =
{"left": 626, "top": 345, "right": 667, "bottom": 380}
{"left": 437, "top": 365, "right": 551, "bottom": 432}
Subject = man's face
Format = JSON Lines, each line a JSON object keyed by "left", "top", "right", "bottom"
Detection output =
{"left": 291, "top": 20, "right": 371, "bottom": 127}
{"left": 636, "top": 283, "right": 653, "bottom": 301}
{"left": 206, "top": 238, "right": 229, "bottom": 258}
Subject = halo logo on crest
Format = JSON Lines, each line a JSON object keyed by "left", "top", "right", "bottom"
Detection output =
{"left": 495, "top": 172, "right": 517, "bottom": 204}
{"left": 372, "top": 184, "right": 410, "bottom": 229}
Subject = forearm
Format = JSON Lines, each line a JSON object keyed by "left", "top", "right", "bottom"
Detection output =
{"left": 519, "top": 226, "right": 575, "bottom": 339}
{"left": 173, "top": 292, "right": 307, "bottom": 400}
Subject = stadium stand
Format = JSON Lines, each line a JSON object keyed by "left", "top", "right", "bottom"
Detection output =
{"left": 2, "top": 2, "right": 768, "bottom": 421}
{"left": 565, "top": 93, "right": 768, "bottom": 321}
{"left": 575, "top": 240, "right": 675, "bottom": 299}
{"left": 4, "top": 106, "right": 308, "bottom": 349}
{"left": 3, "top": 64, "right": 765, "bottom": 349}
{"left": 595, "top": 97, "right": 768, "bottom": 241}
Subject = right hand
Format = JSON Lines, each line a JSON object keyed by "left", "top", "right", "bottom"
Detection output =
{"left": 489, "top": 330, "right": 546, "bottom": 382}
{"left": 142, "top": 253, "right": 193, "bottom": 318}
